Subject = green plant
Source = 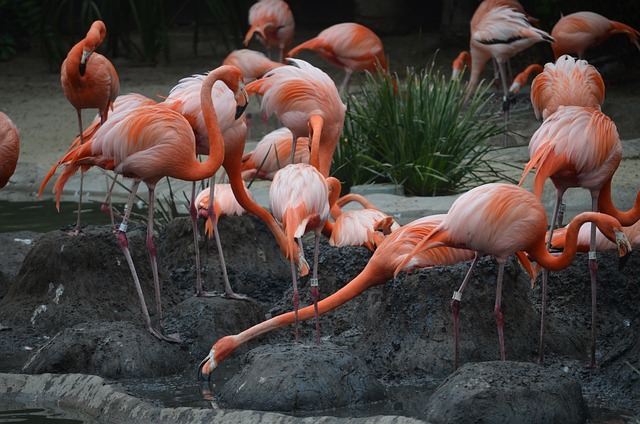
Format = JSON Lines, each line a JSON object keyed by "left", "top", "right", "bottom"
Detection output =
{"left": 0, "top": 0, "right": 41, "bottom": 61}
{"left": 333, "top": 62, "right": 516, "bottom": 196}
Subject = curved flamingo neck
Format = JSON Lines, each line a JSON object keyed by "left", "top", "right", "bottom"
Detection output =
{"left": 598, "top": 179, "right": 640, "bottom": 226}
{"left": 528, "top": 212, "right": 606, "bottom": 271}
{"left": 223, "top": 266, "right": 389, "bottom": 361}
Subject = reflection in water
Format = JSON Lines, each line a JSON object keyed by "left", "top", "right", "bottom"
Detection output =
{"left": 0, "top": 405, "right": 94, "bottom": 423}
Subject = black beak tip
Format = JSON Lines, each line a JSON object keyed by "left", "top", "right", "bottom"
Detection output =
{"left": 235, "top": 103, "right": 248, "bottom": 120}
{"left": 79, "top": 64, "right": 86, "bottom": 76}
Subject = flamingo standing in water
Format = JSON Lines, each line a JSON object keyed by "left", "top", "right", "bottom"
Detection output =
{"left": 245, "top": 58, "right": 346, "bottom": 179}
{"left": 61, "top": 20, "right": 119, "bottom": 234}
{"left": 244, "top": 0, "right": 295, "bottom": 63}
{"left": 530, "top": 54, "right": 605, "bottom": 121}
{"left": 0, "top": 112, "right": 20, "bottom": 188}
{"left": 550, "top": 11, "right": 640, "bottom": 59}
{"left": 287, "top": 22, "right": 388, "bottom": 93}
{"left": 197, "top": 214, "right": 477, "bottom": 377}
{"left": 49, "top": 65, "right": 247, "bottom": 342}
{"left": 519, "top": 106, "right": 623, "bottom": 366}
{"left": 393, "top": 183, "right": 631, "bottom": 369}
{"left": 269, "top": 163, "right": 341, "bottom": 343}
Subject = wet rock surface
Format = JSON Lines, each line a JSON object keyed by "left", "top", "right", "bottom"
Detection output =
{"left": 0, "top": 215, "right": 638, "bottom": 422}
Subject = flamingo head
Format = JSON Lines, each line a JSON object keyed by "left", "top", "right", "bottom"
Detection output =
{"left": 615, "top": 229, "right": 632, "bottom": 270}
{"left": 197, "top": 336, "right": 236, "bottom": 380}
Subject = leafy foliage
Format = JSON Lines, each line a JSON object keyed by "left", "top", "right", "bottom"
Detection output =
{"left": 333, "top": 62, "right": 515, "bottom": 196}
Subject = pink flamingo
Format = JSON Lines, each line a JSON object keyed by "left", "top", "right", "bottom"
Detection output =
{"left": 164, "top": 71, "right": 306, "bottom": 296}
{"left": 519, "top": 106, "right": 623, "bottom": 367}
{"left": 49, "top": 65, "right": 247, "bottom": 342}
{"left": 451, "top": 51, "right": 471, "bottom": 80}
{"left": 198, "top": 214, "right": 477, "bottom": 377}
{"left": 0, "top": 112, "right": 20, "bottom": 188}
{"left": 287, "top": 22, "right": 388, "bottom": 93}
{"left": 241, "top": 127, "right": 310, "bottom": 181}
{"left": 550, "top": 219, "right": 640, "bottom": 252}
{"left": 39, "top": 93, "right": 156, "bottom": 229}
{"left": 327, "top": 208, "right": 400, "bottom": 252}
{"left": 551, "top": 11, "right": 640, "bottom": 59}
{"left": 245, "top": 58, "right": 346, "bottom": 179}
{"left": 244, "top": 0, "right": 295, "bottom": 63}
{"left": 530, "top": 54, "right": 605, "bottom": 121}
{"left": 269, "top": 163, "right": 341, "bottom": 343}
{"left": 223, "top": 49, "right": 285, "bottom": 83}
{"left": 394, "top": 183, "right": 631, "bottom": 369}
{"left": 61, "top": 20, "right": 119, "bottom": 234}
{"left": 467, "top": 3, "right": 554, "bottom": 143}
{"left": 508, "top": 63, "right": 543, "bottom": 94}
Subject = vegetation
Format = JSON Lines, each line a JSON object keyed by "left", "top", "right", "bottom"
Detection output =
{"left": 0, "top": 0, "right": 250, "bottom": 67}
{"left": 332, "top": 62, "right": 515, "bottom": 196}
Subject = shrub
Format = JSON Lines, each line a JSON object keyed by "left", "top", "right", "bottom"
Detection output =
{"left": 332, "top": 61, "right": 515, "bottom": 196}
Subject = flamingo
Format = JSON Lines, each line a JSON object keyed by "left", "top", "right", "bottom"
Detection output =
{"left": 164, "top": 72, "right": 307, "bottom": 296}
{"left": 223, "top": 49, "right": 286, "bottom": 83}
{"left": 597, "top": 179, "right": 640, "bottom": 227}
{"left": 241, "top": 127, "right": 310, "bottom": 181}
{"left": 287, "top": 22, "right": 388, "bottom": 93}
{"left": 197, "top": 214, "right": 477, "bottom": 378}
{"left": 327, "top": 208, "right": 400, "bottom": 252}
{"left": 244, "top": 0, "right": 295, "bottom": 63}
{"left": 393, "top": 183, "right": 632, "bottom": 369}
{"left": 245, "top": 58, "right": 346, "bottom": 178}
{"left": 39, "top": 93, "right": 156, "bottom": 229}
{"left": 0, "top": 112, "right": 20, "bottom": 189}
{"left": 269, "top": 163, "right": 341, "bottom": 343}
{"left": 550, "top": 219, "right": 640, "bottom": 252}
{"left": 61, "top": 20, "right": 119, "bottom": 234}
{"left": 550, "top": 11, "right": 640, "bottom": 59}
{"left": 519, "top": 106, "right": 622, "bottom": 367}
{"left": 508, "top": 63, "right": 543, "bottom": 95}
{"left": 451, "top": 51, "right": 471, "bottom": 80}
{"left": 467, "top": 4, "right": 554, "bottom": 144}
{"left": 530, "top": 54, "right": 605, "bottom": 121}
{"left": 48, "top": 65, "right": 247, "bottom": 342}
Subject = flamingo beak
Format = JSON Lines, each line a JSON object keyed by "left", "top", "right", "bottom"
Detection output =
{"left": 615, "top": 229, "right": 632, "bottom": 270}
{"left": 235, "top": 85, "right": 249, "bottom": 120}
{"left": 197, "top": 348, "right": 216, "bottom": 381}
{"left": 79, "top": 49, "right": 92, "bottom": 76}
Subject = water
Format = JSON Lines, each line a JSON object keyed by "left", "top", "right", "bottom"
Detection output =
{"left": 0, "top": 405, "right": 95, "bottom": 423}
{"left": 0, "top": 200, "right": 148, "bottom": 234}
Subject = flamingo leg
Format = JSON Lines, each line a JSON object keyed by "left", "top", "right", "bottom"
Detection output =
{"left": 290, "top": 253, "right": 300, "bottom": 343}
{"left": 537, "top": 189, "right": 565, "bottom": 364}
{"left": 340, "top": 69, "right": 353, "bottom": 95}
{"left": 188, "top": 181, "right": 209, "bottom": 297}
{"left": 497, "top": 59, "right": 511, "bottom": 147}
{"left": 494, "top": 258, "right": 506, "bottom": 361}
{"left": 206, "top": 179, "right": 248, "bottom": 301}
{"left": 73, "top": 109, "right": 85, "bottom": 235}
{"left": 452, "top": 253, "right": 481, "bottom": 370}
{"left": 101, "top": 173, "right": 120, "bottom": 231}
{"left": 311, "top": 231, "right": 321, "bottom": 345}
{"left": 589, "top": 195, "right": 598, "bottom": 368}
{"left": 289, "top": 135, "right": 298, "bottom": 165}
{"left": 145, "top": 184, "right": 181, "bottom": 343}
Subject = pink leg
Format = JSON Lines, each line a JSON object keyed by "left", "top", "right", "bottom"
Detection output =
{"left": 73, "top": 109, "right": 85, "bottom": 235}
{"left": 494, "top": 259, "right": 506, "bottom": 361}
{"left": 311, "top": 231, "right": 321, "bottom": 345}
{"left": 101, "top": 174, "right": 121, "bottom": 231}
{"left": 588, "top": 195, "right": 598, "bottom": 369}
{"left": 290, "top": 257, "right": 300, "bottom": 342}
{"left": 189, "top": 181, "right": 210, "bottom": 297}
{"left": 452, "top": 253, "right": 481, "bottom": 370}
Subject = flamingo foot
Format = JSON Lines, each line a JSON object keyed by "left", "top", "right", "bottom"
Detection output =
{"left": 147, "top": 325, "right": 182, "bottom": 343}
{"left": 223, "top": 291, "right": 251, "bottom": 301}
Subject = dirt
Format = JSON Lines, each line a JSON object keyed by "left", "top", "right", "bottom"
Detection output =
{"left": 0, "top": 27, "right": 639, "bottom": 422}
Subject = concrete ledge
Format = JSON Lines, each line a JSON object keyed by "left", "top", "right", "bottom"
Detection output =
{"left": 0, "top": 373, "right": 426, "bottom": 424}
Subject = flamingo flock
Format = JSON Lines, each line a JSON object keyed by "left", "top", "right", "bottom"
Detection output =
{"left": 1, "top": 0, "right": 639, "bottom": 398}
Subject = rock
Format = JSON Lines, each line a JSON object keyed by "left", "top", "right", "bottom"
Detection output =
{"left": 218, "top": 342, "right": 386, "bottom": 412}
{"left": 21, "top": 321, "right": 186, "bottom": 378}
{"left": 159, "top": 216, "right": 291, "bottom": 304}
{"left": 0, "top": 225, "right": 181, "bottom": 335}
{"left": 424, "top": 361, "right": 589, "bottom": 424}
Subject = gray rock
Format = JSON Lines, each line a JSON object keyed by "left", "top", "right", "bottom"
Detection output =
{"left": 219, "top": 342, "right": 387, "bottom": 412}
{"left": 424, "top": 361, "right": 589, "bottom": 424}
